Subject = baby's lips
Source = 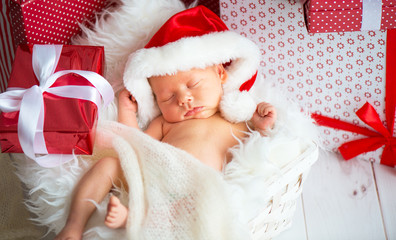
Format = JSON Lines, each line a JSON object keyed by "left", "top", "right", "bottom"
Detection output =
{"left": 184, "top": 106, "right": 203, "bottom": 117}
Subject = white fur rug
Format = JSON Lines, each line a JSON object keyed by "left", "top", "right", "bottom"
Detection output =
{"left": 13, "top": 114, "right": 316, "bottom": 239}
{"left": 11, "top": 0, "right": 319, "bottom": 239}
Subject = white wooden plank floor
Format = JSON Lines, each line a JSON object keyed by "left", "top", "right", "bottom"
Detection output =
{"left": 276, "top": 149, "right": 396, "bottom": 240}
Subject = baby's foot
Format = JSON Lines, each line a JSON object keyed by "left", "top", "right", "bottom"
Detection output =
{"left": 105, "top": 195, "right": 128, "bottom": 229}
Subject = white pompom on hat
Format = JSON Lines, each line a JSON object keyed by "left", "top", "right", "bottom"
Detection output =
{"left": 123, "top": 5, "right": 260, "bottom": 129}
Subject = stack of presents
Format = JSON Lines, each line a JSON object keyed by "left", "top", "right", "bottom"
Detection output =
{"left": 1, "top": 0, "right": 396, "bottom": 221}
{"left": 0, "top": 0, "right": 219, "bottom": 167}
{"left": 1, "top": 0, "right": 395, "bottom": 168}
{"left": 221, "top": 0, "right": 396, "bottom": 168}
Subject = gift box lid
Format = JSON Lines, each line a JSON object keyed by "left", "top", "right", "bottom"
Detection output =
{"left": 306, "top": 0, "right": 361, "bottom": 12}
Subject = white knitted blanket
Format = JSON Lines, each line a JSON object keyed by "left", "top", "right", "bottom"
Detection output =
{"left": 12, "top": 104, "right": 316, "bottom": 239}
{"left": 95, "top": 121, "right": 249, "bottom": 240}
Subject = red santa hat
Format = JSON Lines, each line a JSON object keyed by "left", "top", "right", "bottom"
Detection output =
{"left": 123, "top": 5, "right": 260, "bottom": 129}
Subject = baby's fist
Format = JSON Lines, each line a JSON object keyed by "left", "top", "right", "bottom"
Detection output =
{"left": 251, "top": 102, "right": 277, "bottom": 136}
{"left": 118, "top": 88, "right": 138, "bottom": 113}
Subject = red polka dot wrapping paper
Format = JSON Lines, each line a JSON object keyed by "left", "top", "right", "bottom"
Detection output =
{"left": 10, "top": 0, "right": 107, "bottom": 46}
{"left": 220, "top": 0, "right": 390, "bottom": 164}
{"left": 0, "top": 1, "right": 14, "bottom": 93}
{"left": 304, "top": 0, "right": 396, "bottom": 33}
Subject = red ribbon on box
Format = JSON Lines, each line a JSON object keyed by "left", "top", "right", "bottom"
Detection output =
{"left": 312, "top": 30, "right": 396, "bottom": 167}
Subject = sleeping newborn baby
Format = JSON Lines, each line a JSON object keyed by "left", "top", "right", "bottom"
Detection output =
{"left": 56, "top": 64, "right": 276, "bottom": 240}
{"left": 56, "top": 6, "right": 275, "bottom": 239}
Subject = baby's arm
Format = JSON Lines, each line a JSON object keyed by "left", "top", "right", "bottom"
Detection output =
{"left": 250, "top": 102, "right": 277, "bottom": 136}
{"left": 118, "top": 88, "right": 139, "bottom": 128}
{"left": 117, "top": 88, "right": 164, "bottom": 140}
{"left": 144, "top": 117, "right": 164, "bottom": 141}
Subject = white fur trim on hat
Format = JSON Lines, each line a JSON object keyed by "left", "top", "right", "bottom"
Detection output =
{"left": 123, "top": 30, "right": 260, "bottom": 129}
{"left": 220, "top": 90, "right": 257, "bottom": 123}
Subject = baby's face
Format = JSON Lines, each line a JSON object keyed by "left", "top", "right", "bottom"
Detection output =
{"left": 149, "top": 64, "right": 227, "bottom": 123}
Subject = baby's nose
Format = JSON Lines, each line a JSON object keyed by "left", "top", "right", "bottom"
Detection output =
{"left": 177, "top": 93, "right": 193, "bottom": 106}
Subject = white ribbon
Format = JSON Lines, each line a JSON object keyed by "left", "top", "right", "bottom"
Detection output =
{"left": 0, "top": 45, "right": 114, "bottom": 167}
{"left": 362, "top": 0, "right": 382, "bottom": 31}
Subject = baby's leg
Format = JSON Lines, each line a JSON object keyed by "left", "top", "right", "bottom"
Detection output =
{"left": 105, "top": 195, "right": 129, "bottom": 229}
{"left": 55, "top": 157, "right": 127, "bottom": 240}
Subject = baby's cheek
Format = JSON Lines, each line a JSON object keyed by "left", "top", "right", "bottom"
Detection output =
{"left": 163, "top": 108, "right": 182, "bottom": 122}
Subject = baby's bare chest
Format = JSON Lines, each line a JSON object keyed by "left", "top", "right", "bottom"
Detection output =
{"left": 162, "top": 116, "right": 247, "bottom": 162}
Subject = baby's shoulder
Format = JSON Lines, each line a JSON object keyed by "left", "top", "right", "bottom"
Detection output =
{"left": 151, "top": 115, "right": 167, "bottom": 124}
{"left": 212, "top": 114, "right": 248, "bottom": 132}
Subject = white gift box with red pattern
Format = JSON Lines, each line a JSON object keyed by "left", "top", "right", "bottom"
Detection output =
{"left": 220, "top": 0, "right": 395, "bottom": 166}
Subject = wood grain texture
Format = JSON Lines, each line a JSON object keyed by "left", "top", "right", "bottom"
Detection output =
{"left": 282, "top": 150, "right": 388, "bottom": 240}
{"left": 373, "top": 163, "right": 396, "bottom": 240}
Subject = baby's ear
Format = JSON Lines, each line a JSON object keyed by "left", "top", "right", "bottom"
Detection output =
{"left": 216, "top": 64, "right": 228, "bottom": 83}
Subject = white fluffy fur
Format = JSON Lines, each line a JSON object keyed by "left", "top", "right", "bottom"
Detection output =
{"left": 220, "top": 90, "right": 257, "bottom": 123}
{"left": 72, "top": 0, "right": 187, "bottom": 128}
{"left": 12, "top": 86, "right": 318, "bottom": 238}
{"left": 72, "top": 0, "right": 186, "bottom": 94}
{"left": 225, "top": 131, "right": 304, "bottom": 225}
{"left": 11, "top": 0, "right": 320, "bottom": 239}
{"left": 12, "top": 152, "right": 129, "bottom": 239}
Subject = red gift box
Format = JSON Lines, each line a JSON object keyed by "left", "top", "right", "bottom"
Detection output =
{"left": 304, "top": 0, "right": 396, "bottom": 33}
{"left": 10, "top": 0, "right": 108, "bottom": 46}
{"left": 0, "top": 44, "right": 112, "bottom": 166}
{"left": 1, "top": 0, "right": 109, "bottom": 93}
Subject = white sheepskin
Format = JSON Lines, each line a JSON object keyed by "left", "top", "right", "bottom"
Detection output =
{"left": 220, "top": 90, "right": 257, "bottom": 123}
{"left": 12, "top": 151, "right": 129, "bottom": 239}
{"left": 72, "top": 0, "right": 187, "bottom": 95}
{"left": 10, "top": 0, "right": 320, "bottom": 239}
{"left": 72, "top": 0, "right": 188, "bottom": 128}
{"left": 225, "top": 131, "right": 305, "bottom": 225}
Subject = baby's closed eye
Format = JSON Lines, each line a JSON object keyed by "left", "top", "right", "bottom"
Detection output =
{"left": 187, "top": 80, "right": 201, "bottom": 88}
{"left": 161, "top": 94, "right": 174, "bottom": 102}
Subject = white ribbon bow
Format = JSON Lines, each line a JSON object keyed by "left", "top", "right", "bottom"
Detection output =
{"left": 0, "top": 45, "right": 114, "bottom": 167}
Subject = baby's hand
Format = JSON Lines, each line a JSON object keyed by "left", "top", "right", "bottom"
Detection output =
{"left": 251, "top": 102, "right": 277, "bottom": 136}
{"left": 118, "top": 88, "right": 138, "bottom": 113}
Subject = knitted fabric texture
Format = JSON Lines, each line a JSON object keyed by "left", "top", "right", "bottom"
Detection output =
{"left": 96, "top": 121, "right": 249, "bottom": 240}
